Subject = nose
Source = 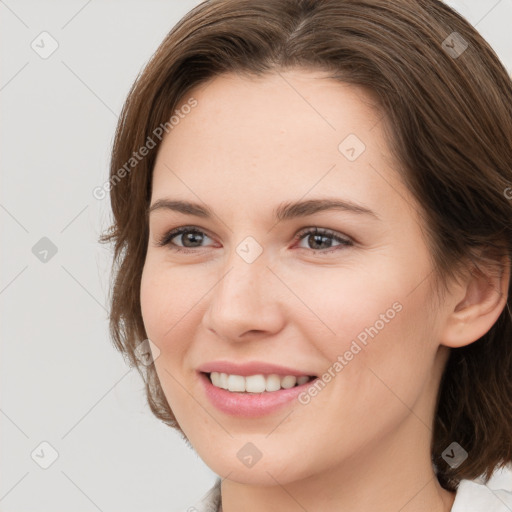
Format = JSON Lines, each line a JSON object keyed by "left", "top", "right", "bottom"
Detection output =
{"left": 201, "top": 245, "right": 285, "bottom": 342}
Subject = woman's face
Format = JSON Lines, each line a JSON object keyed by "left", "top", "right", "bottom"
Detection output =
{"left": 140, "top": 69, "right": 451, "bottom": 486}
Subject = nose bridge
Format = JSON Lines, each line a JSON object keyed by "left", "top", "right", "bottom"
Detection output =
{"left": 203, "top": 234, "right": 282, "bottom": 339}
{"left": 217, "top": 236, "right": 270, "bottom": 306}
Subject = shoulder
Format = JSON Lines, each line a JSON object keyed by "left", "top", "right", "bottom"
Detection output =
{"left": 174, "top": 478, "right": 222, "bottom": 512}
{"left": 451, "top": 465, "right": 512, "bottom": 512}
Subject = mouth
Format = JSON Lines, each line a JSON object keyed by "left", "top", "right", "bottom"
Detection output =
{"left": 201, "top": 371, "right": 317, "bottom": 393}
{"left": 198, "top": 370, "right": 320, "bottom": 417}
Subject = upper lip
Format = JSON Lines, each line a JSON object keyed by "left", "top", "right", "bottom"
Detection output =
{"left": 197, "top": 360, "right": 317, "bottom": 377}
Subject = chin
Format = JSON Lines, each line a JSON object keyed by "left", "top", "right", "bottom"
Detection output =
{"left": 194, "top": 443, "right": 316, "bottom": 487}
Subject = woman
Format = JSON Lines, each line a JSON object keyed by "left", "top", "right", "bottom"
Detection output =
{"left": 100, "top": 0, "right": 512, "bottom": 510}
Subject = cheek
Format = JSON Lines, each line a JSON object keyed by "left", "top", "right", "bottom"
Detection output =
{"left": 295, "top": 259, "right": 436, "bottom": 397}
{"left": 139, "top": 260, "right": 196, "bottom": 356}
{"left": 330, "top": 281, "right": 437, "bottom": 425}
{"left": 139, "top": 261, "right": 198, "bottom": 420}
{"left": 279, "top": 262, "right": 405, "bottom": 352}
{"left": 140, "top": 263, "right": 165, "bottom": 341}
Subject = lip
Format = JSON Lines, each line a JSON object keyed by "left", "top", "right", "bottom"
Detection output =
{"left": 197, "top": 360, "right": 317, "bottom": 378}
{"left": 198, "top": 371, "right": 318, "bottom": 417}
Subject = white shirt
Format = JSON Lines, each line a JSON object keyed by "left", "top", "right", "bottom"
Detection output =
{"left": 451, "top": 465, "right": 512, "bottom": 512}
{"left": 178, "top": 465, "right": 512, "bottom": 512}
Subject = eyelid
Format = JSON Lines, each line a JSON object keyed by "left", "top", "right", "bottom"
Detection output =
{"left": 155, "top": 224, "right": 354, "bottom": 254}
{"left": 294, "top": 226, "right": 352, "bottom": 244}
{"left": 155, "top": 225, "right": 215, "bottom": 248}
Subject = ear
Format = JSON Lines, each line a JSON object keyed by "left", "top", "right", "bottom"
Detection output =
{"left": 440, "top": 253, "right": 510, "bottom": 348}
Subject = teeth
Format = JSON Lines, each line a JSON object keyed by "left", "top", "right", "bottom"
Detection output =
{"left": 209, "top": 372, "right": 313, "bottom": 393}
{"left": 266, "top": 374, "right": 281, "bottom": 392}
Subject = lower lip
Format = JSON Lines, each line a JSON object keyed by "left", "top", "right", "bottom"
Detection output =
{"left": 198, "top": 372, "right": 317, "bottom": 418}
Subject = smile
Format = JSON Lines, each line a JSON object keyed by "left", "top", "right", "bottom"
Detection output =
{"left": 207, "top": 371, "right": 315, "bottom": 393}
{"left": 199, "top": 371, "right": 320, "bottom": 417}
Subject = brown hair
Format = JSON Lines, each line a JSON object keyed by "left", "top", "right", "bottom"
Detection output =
{"left": 99, "top": 0, "right": 512, "bottom": 491}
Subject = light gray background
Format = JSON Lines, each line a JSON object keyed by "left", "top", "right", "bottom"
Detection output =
{"left": 1, "top": 1, "right": 511, "bottom": 511}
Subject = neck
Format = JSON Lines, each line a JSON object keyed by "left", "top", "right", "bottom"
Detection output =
{"left": 220, "top": 414, "right": 456, "bottom": 512}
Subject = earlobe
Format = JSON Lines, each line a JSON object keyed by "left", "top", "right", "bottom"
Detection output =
{"left": 440, "top": 255, "right": 510, "bottom": 349}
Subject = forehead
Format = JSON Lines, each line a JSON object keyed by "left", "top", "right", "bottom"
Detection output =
{"left": 171, "top": 69, "right": 382, "bottom": 148}
{"left": 151, "top": 69, "right": 412, "bottom": 222}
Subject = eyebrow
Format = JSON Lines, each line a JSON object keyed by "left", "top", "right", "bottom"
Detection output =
{"left": 148, "top": 197, "right": 380, "bottom": 222}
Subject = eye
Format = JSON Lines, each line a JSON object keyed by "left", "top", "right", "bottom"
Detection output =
{"left": 156, "top": 225, "right": 353, "bottom": 254}
{"left": 156, "top": 226, "right": 215, "bottom": 253}
{"left": 293, "top": 227, "right": 353, "bottom": 254}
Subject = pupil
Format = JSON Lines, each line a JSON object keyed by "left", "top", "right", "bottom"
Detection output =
{"left": 310, "top": 234, "right": 331, "bottom": 250}
{"left": 184, "top": 232, "right": 202, "bottom": 247}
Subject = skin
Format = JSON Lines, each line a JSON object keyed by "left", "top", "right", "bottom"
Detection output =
{"left": 140, "top": 69, "right": 509, "bottom": 511}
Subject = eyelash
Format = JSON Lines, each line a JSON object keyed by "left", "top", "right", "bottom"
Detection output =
{"left": 155, "top": 226, "right": 354, "bottom": 254}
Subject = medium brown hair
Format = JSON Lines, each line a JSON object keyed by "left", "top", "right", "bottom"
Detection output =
{"left": 99, "top": 0, "right": 512, "bottom": 491}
